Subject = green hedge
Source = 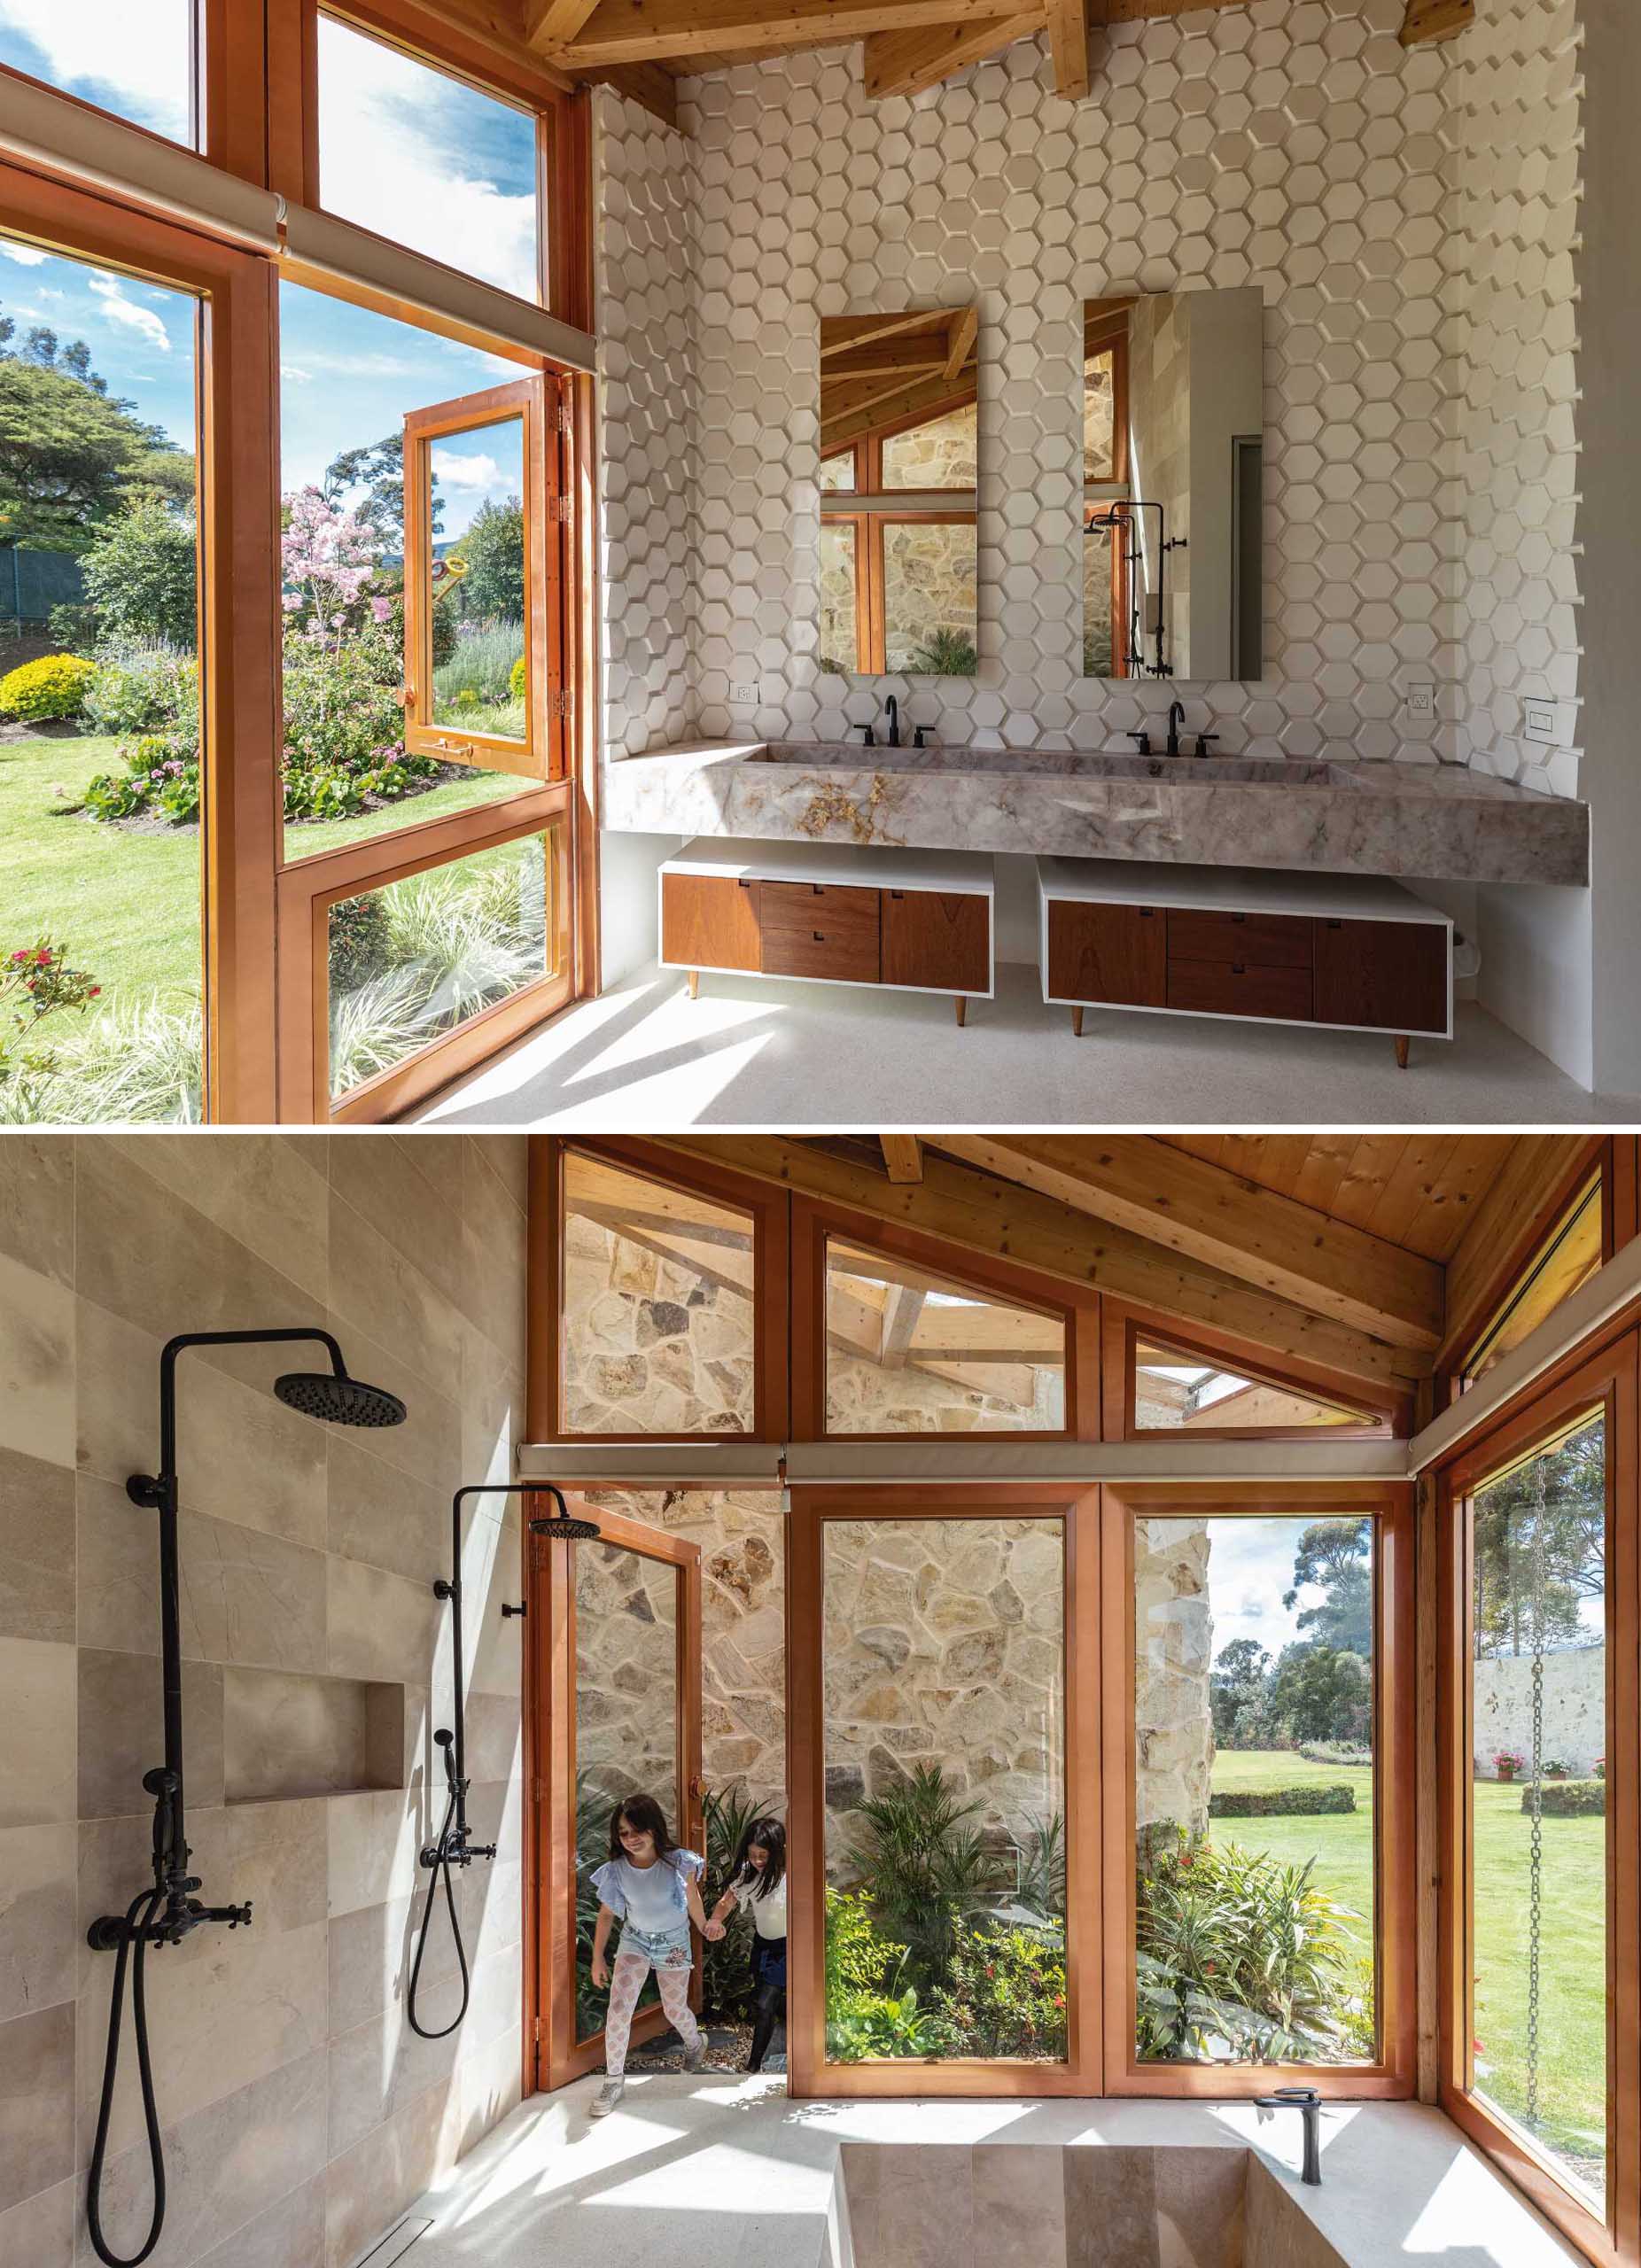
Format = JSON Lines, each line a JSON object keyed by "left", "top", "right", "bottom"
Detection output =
{"left": 1522, "top": 1778, "right": 1605, "bottom": 1817}
{"left": 1209, "top": 1783, "right": 1357, "bottom": 1819}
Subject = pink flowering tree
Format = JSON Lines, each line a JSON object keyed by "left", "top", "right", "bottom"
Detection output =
{"left": 1, "top": 940, "right": 100, "bottom": 1079}
{"left": 281, "top": 486, "right": 380, "bottom": 648}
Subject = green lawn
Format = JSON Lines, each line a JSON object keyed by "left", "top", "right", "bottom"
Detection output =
{"left": 1212, "top": 1750, "right": 1605, "bottom": 2190}
{"left": 0, "top": 726, "right": 525, "bottom": 1010}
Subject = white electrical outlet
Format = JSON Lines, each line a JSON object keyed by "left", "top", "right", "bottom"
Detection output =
{"left": 1523, "top": 700, "right": 1558, "bottom": 743}
{"left": 730, "top": 681, "right": 758, "bottom": 706}
{"left": 1405, "top": 683, "right": 1436, "bottom": 721}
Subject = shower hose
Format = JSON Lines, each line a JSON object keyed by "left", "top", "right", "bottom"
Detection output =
{"left": 407, "top": 1731, "right": 474, "bottom": 2041}
{"left": 86, "top": 1885, "right": 168, "bottom": 2268}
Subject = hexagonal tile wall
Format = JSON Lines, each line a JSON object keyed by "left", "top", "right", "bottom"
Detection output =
{"left": 593, "top": 0, "right": 1583, "bottom": 788}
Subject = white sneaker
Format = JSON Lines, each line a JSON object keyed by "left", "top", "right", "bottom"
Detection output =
{"left": 589, "top": 2078, "right": 625, "bottom": 2117}
{"left": 682, "top": 2035, "right": 706, "bottom": 2073}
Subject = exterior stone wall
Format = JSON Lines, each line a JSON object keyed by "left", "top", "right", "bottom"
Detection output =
{"left": 881, "top": 522, "right": 979, "bottom": 674}
{"left": 883, "top": 402, "right": 977, "bottom": 488}
{"left": 828, "top": 1348, "right": 1062, "bottom": 1433}
{"left": 561, "top": 1212, "right": 755, "bottom": 1435}
{"left": 1473, "top": 1643, "right": 1605, "bottom": 1778}
{"left": 1133, "top": 1518, "right": 1216, "bottom": 1842}
{"left": 574, "top": 1541, "right": 681, "bottom": 1822}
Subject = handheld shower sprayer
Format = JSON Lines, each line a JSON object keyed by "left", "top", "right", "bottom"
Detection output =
{"left": 407, "top": 1483, "right": 599, "bottom": 2040}
{"left": 85, "top": 1330, "right": 405, "bottom": 2268}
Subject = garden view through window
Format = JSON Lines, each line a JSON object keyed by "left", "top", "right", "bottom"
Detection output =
{"left": 1469, "top": 1411, "right": 1607, "bottom": 2210}
{"left": 823, "top": 1514, "right": 1068, "bottom": 2063}
{"left": 559, "top": 1152, "right": 757, "bottom": 1433}
{"left": 0, "top": 236, "right": 204, "bottom": 1122}
{"left": 1134, "top": 1337, "right": 1373, "bottom": 1432}
{"left": 1134, "top": 1513, "right": 1378, "bottom": 2066}
{"left": 0, "top": 0, "right": 193, "bottom": 143}
{"left": 824, "top": 1239, "right": 1066, "bottom": 1433}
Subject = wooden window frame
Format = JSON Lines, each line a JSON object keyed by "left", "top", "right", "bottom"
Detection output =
{"left": 1102, "top": 1301, "right": 1408, "bottom": 1444}
{"left": 1439, "top": 1137, "right": 1612, "bottom": 1406}
{"left": 1100, "top": 1480, "right": 1417, "bottom": 2099}
{"left": 786, "top": 1481, "right": 1102, "bottom": 2100}
{"left": 524, "top": 1490, "right": 704, "bottom": 2094}
{"left": 1450, "top": 1157, "right": 1612, "bottom": 1404}
{"left": 401, "top": 375, "right": 559, "bottom": 783}
{"left": 790, "top": 1192, "right": 1100, "bottom": 1443}
{"left": 533, "top": 1136, "right": 792, "bottom": 1446}
{"left": 819, "top": 396, "right": 977, "bottom": 679}
{"left": 1435, "top": 1326, "right": 1641, "bottom": 2268}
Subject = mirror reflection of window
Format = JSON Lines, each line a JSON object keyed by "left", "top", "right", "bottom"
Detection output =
{"left": 818, "top": 309, "right": 978, "bottom": 680}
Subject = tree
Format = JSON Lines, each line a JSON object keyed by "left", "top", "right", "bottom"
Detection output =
{"left": 1209, "top": 1638, "right": 1270, "bottom": 1746}
{"left": 81, "top": 494, "right": 198, "bottom": 648}
{"left": 321, "top": 433, "right": 444, "bottom": 549}
{"left": 1473, "top": 1416, "right": 1606, "bottom": 1658}
{"left": 0, "top": 313, "right": 193, "bottom": 550}
{"left": 450, "top": 495, "right": 525, "bottom": 623}
{"left": 1284, "top": 1518, "right": 1373, "bottom": 1658}
{"left": 1267, "top": 1643, "right": 1371, "bottom": 1746}
{"left": 281, "top": 486, "right": 379, "bottom": 647}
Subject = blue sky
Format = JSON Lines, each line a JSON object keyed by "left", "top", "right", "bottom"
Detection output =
{"left": 0, "top": 241, "right": 198, "bottom": 454}
{"left": 0, "top": 1, "right": 192, "bottom": 142}
{"left": 1192, "top": 1517, "right": 1357, "bottom": 1664}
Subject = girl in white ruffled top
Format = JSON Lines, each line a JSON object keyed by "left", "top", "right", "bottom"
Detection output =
{"left": 704, "top": 1815, "right": 787, "bottom": 2074}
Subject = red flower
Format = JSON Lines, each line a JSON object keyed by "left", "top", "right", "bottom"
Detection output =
{"left": 1054, "top": 1994, "right": 1065, "bottom": 2009}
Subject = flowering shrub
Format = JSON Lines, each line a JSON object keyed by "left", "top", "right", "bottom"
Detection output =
{"left": 823, "top": 1888, "right": 937, "bottom": 2062}
{"left": 1492, "top": 1751, "right": 1527, "bottom": 1782}
{"left": 82, "top": 640, "right": 198, "bottom": 738}
{"left": 924, "top": 1922, "right": 1068, "bottom": 2060}
{"left": 509, "top": 653, "right": 526, "bottom": 702}
{"left": 280, "top": 625, "right": 441, "bottom": 819}
{"left": 0, "top": 652, "right": 97, "bottom": 720}
{"left": 82, "top": 736, "right": 200, "bottom": 825}
{"left": 1, "top": 938, "right": 100, "bottom": 1078}
{"left": 282, "top": 487, "right": 378, "bottom": 641}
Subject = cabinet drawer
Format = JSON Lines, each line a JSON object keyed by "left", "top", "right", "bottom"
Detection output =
{"left": 761, "top": 918, "right": 881, "bottom": 983}
{"left": 1315, "top": 917, "right": 1449, "bottom": 1034}
{"left": 882, "top": 889, "right": 989, "bottom": 992}
{"left": 661, "top": 871, "right": 762, "bottom": 973}
{"left": 1167, "top": 957, "right": 1314, "bottom": 1021}
{"left": 759, "top": 881, "right": 881, "bottom": 935}
{"left": 1167, "top": 907, "right": 1313, "bottom": 968}
{"left": 1046, "top": 901, "right": 1166, "bottom": 1006}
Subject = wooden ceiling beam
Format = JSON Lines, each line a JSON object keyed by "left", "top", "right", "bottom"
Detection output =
{"left": 1044, "top": 0, "right": 1090, "bottom": 97}
{"left": 822, "top": 312, "right": 949, "bottom": 355}
{"left": 862, "top": 11, "right": 1039, "bottom": 98}
{"left": 881, "top": 1135, "right": 925, "bottom": 1184}
{"left": 554, "top": 0, "right": 1010, "bottom": 65}
{"left": 1399, "top": 0, "right": 1474, "bottom": 43}
{"left": 570, "top": 58, "right": 680, "bottom": 122}
{"left": 879, "top": 1283, "right": 927, "bottom": 1367}
{"left": 525, "top": 0, "right": 601, "bottom": 44}
{"left": 935, "top": 1135, "right": 1444, "bottom": 1351}
{"left": 657, "top": 1136, "right": 1431, "bottom": 1392}
{"left": 1441, "top": 1136, "right": 1604, "bottom": 1367}
{"left": 822, "top": 369, "right": 976, "bottom": 453}
{"left": 943, "top": 306, "right": 979, "bottom": 382}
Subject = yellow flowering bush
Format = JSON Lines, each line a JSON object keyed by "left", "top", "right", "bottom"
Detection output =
{"left": 0, "top": 652, "right": 97, "bottom": 720}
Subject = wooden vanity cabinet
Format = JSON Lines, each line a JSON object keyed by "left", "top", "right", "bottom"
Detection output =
{"left": 660, "top": 840, "right": 994, "bottom": 1021}
{"left": 1046, "top": 901, "right": 1165, "bottom": 1008}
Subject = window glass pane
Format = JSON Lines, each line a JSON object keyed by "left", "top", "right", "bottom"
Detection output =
{"left": 316, "top": 12, "right": 540, "bottom": 302}
{"left": 327, "top": 828, "right": 554, "bottom": 1102}
{"left": 561, "top": 1153, "right": 756, "bottom": 1433}
{"left": 575, "top": 1539, "right": 680, "bottom": 2044}
{"left": 826, "top": 1239, "right": 1065, "bottom": 1433}
{"left": 424, "top": 416, "right": 526, "bottom": 742}
{"left": 1135, "top": 1513, "right": 1377, "bottom": 2065}
{"left": 883, "top": 522, "right": 977, "bottom": 676}
{"left": 1084, "top": 347, "right": 1116, "bottom": 480}
{"left": 819, "top": 521, "right": 858, "bottom": 673}
{"left": 1134, "top": 1338, "right": 1371, "bottom": 1432}
{"left": 819, "top": 450, "right": 854, "bottom": 492}
{"left": 881, "top": 401, "right": 976, "bottom": 490}
{"left": 0, "top": 238, "right": 203, "bottom": 1122}
{"left": 1470, "top": 1412, "right": 1606, "bottom": 2210}
{"left": 0, "top": 0, "right": 191, "bottom": 142}
{"left": 824, "top": 1515, "right": 1067, "bottom": 2064}
{"left": 1463, "top": 1175, "right": 1603, "bottom": 1391}
{"left": 278, "top": 281, "right": 534, "bottom": 861}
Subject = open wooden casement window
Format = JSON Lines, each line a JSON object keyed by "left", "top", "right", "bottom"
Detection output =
{"left": 1101, "top": 1302, "right": 1404, "bottom": 1442}
{"left": 1437, "top": 1329, "right": 1641, "bottom": 2268}
{"left": 401, "top": 376, "right": 565, "bottom": 785}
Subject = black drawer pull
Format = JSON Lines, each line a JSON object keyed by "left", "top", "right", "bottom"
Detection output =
{"left": 1233, "top": 963, "right": 1246, "bottom": 975}
{"left": 1232, "top": 912, "right": 1247, "bottom": 924}
{"left": 1326, "top": 919, "right": 1342, "bottom": 930}
{"left": 737, "top": 878, "right": 752, "bottom": 889}
{"left": 813, "top": 931, "right": 825, "bottom": 942}
{"left": 812, "top": 884, "right": 824, "bottom": 896}
{"left": 1139, "top": 907, "right": 1155, "bottom": 919}
{"left": 890, "top": 890, "right": 904, "bottom": 900}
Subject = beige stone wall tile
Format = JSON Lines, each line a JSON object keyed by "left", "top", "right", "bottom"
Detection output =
{"left": 193, "top": 2171, "right": 327, "bottom": 2268}
{"left": 327, "top": 1192, "right": 466, "bottom": 1405}
{"left": 327, "top": 1554, "right": 441, "bottom": 1686}
{"left": 323, "top": 2069, "right": 447, "bottom": 2268}
{"left": 0, "top": 1135, "right": 74, "bottom": 1285}
{"left": 330, "top": 1137, "right": 466, "bottom": 1313}
{"left": 0, "top": 1636, "right": 75, "bottom": 1828}
{"left": 459, "top": 1140, "right": 528, "bottom": 1370}
{"left": 329, "top": 1790, "right": 423, "bottom": 1922}
{"left": 108, "top": 1136, "right": 330, "bottom": 1309}
{"left": 0, "top": 2000, "right": 74, "bottom": 2214}
{"left": 223, "top": 1666, "right": 401, "bottom": 1805}
{"left": 77, "top": 1649, "right": 223, "bottom": 1821}
{"left": 0, "top": 1821, "right": 76, "bottom": 2024}
{"left": 0, "top": 1443, "right": 74, "bottom": 1643}
{"left": 325, "top": 1433, "right": 446, "bottom": 1588}
{"left": 0, "top": 1251, "right": 74, "bottom": 1470}
{"left": 466, "top": 1512, "right": 525, "bottom": 1700}
{"left": 0, "top": 2171, "right": 73, "bottom": 2266}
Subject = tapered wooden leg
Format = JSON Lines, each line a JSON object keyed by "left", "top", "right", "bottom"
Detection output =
{"left": 1072, "top": 1006, "right": 1085, "bottom": 1037}
{"left": 953, "top": 997, "right": 967, "bottom": 1028}
{"left": 1395, "top": 1035, "right": 1409, "bottom": 1070}
{"left": 687, "top": 971, "right": 699, "bottom": 1000}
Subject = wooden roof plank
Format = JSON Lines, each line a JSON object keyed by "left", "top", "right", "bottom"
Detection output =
{"left": 861, "top": 11, "right": 1039, "bottom": 98}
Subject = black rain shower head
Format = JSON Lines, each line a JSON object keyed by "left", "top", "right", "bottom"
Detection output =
{"left": 274, "top": 1370, "right": 407, "bottom": 1426}
{"left": 529, "top": 1484, "right": 601, "bottom": 1542}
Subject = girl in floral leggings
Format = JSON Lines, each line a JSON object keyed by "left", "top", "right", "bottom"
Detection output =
{"left": 587, "top": 1792, "right": 709, "bottom": 2116}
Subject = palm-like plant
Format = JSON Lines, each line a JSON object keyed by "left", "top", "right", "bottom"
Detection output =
{"left": 1014, "top": 1810, "right": 1067, "bottom": 1923}
{"left": 700, "top": 1781, "right": 767, "bottom": 2022}
{"left": 846, "top": 1764, "right": 1005, "bottom": 1986}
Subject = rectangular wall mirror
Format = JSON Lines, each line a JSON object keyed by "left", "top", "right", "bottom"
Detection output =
{"left": 818, "top": 307, "right": 979, "bottom": 679}
{"left": 1083, "top": 285, "right": 1264, "bottom": 684}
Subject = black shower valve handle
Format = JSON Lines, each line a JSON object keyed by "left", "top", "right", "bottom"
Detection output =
{"left": 501, "top": 1600, "right": 526, "bottom": 1619}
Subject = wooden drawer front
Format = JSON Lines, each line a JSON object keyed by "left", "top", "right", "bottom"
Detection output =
{"left": 1315, "top": 917, "right": 1449, "bottom": 1034}
{"left": 1046, "top": 900, "right": 1165, "bottom": 1006}
{"left": 1166, "top": 907, "right": 1313, "bottom": 968}
{"left": 662, "top": 871, "right": 762, "bottom": 973}
{"left": 883, "top": 889, "right": 989, "bottom": 992}
{"left": 1167, "top": 957, "right": 1314, "bottom": 1021}
{"left": 760, "top": 881, "right": 881, "bottom": 983}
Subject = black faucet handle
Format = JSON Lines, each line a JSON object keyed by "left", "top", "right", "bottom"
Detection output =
{"left": 1125, "top": 731, "right": 1153, "bottom": 755}
{"left": 913, "top": 724, "right": 931, "bottom": 748}
{"left": 857, "top": 726, "right": 875, "bottom": 746}
{"left": 1194, "top": 733, "right": 1220, "bottom": 757}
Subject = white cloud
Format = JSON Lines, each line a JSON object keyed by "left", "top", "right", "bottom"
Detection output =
{"left": 280, "top": 364, "right": 312, "bottom": 384}
{"left": 432, "top": 448, "right": 507, "bottom": 493}
{"left": 0, "top": 0, "right": 191, "bottom": 140}
{"left": 0, "top": 239, "right": 47, "bottom": 267}
{"left": 88, "top": 270, "right": 171, "bottom": 354}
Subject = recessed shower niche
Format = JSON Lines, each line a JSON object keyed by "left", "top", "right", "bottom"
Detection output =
{"left": 222, "top": 1664, "right": 407, "bottom": 1804}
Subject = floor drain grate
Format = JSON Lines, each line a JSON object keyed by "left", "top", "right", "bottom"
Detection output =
{"left": 355, "top": 2214, "right": 436, "bottom": 2265}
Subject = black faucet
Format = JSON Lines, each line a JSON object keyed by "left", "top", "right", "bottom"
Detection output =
{"left": 884, "top": 695, "right": 900, "bottom": 747}
{"left": 1166, "top": 700, "right": 1186, "bottom": 757}
{"left": 1254, "top": 2086, "right": 1323, "bottom": 2185}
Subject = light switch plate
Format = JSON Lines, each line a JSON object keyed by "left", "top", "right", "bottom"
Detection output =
{"left": 1405, "top": 683, "right": 1436, "bottom": 720}
{"left": 1523, "top": 700, "right": 1559, "bottom": 743}
{"left": 730, "top": 682, "right": 758, "bottom": 706}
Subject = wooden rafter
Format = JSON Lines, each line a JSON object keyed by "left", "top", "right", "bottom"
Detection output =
{"left": 881, "top": 1135, "right": 925, "bottom": 1183}
{"left": 820, "top": 307, "right": 977, "bottom": 456}
{"left": 550, "top": 0, "right": 1014, "bottom": 65}
{"left": 861, "top": 12, "right": 1037, "bottom": 98}
{"left": 1399, "top": 0, "right": 1474, "bottom": 43}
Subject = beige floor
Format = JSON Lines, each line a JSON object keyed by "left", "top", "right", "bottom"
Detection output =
{"left": 417, "top": 960, "right": 1637, "bottom": 1129}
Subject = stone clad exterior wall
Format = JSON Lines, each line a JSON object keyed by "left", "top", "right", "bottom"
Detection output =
{"left": 561, "top": 1212, "right": 755, "bottom": 1435}
{"left": 1473, "top": 1643, "right": 1605, "bottom": 1778}
{"left": 1134, "top": 1519, "right": 1216, "bottom": 1843}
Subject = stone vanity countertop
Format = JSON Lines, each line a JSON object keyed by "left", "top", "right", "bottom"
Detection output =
{"left": 602, "top": 739, "right": 1590, "bottom": 889}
